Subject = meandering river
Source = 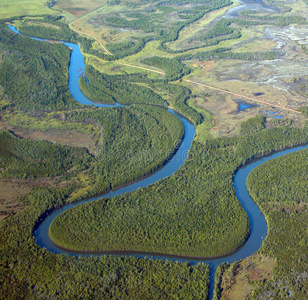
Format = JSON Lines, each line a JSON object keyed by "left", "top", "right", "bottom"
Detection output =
{"left": 8, "top": 25, "right": 308, "bottom": 299}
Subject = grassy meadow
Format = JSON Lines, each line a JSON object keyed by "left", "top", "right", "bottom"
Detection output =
{"left": 0, "top": 0, "right": 55, "bottom": 19}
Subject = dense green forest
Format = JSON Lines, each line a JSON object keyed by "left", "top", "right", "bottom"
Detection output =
{"left": 80, "top": 65, "right": 202, "bottom": 124}
{"left": 0, "top": 104, "right": 184, "bottom": 199}
{"left": 79, "top": 77, "right": 115, "bottom": 104}
{"left": 246, "top": 150, "right": 308, "bottom": 298}
{"left": 213, "top": 262, "right": 229, "bottom": 300}
{"left": 2, "top": 121, "right": 307, "bottom": 299}
{"left": 80, "top": 65, "right": 167, "bottom": 106}
{"left": 213, "top": 149, "right": 308, "bottom": 299}
{"left": 0, "top": 23, "right": 79, "bottom": 112}
{"left": 63, "top": 105, "right": 184, "bottom": 198}
{"left": 0, "top": 130, "right": 91, "bottom": 179}
{"left": 0, "top": 18, "right": 192, "bottom": 198}
{"left": 0, "top": 105, "right": 196, "bottom": 299}
{"left": 240, "top": 115, "right": 266, "bottom": 135}
{"left": 0, "top": 182, "right": 210, "bottom": 299}
{"left": 141, "top": 56, "right": 191, "bottom": 81}
{"left": 154, "top": 81, "right": 203, "bottom": 125}
{"left": 247, "top": 149, "right": 308, "bottom": 204}
{"left": 49, "top": 122, "right": 308, "bottom": 257}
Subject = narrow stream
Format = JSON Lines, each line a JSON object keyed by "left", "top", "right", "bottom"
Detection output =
{"left": 8, "top": 25, "right": 308, "bottom": 299}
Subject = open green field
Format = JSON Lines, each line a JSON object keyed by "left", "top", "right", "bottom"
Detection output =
{"left": 0, "top": 0, "right": 55, "bottom": 19}
{"left": 165, "top": 2, "right": 238, "bottom": 50}
{"left": 55, "top": 0, "right": 108, "bottom": 18}
{"left": 0, "top": 0, "right": 110, "bottom": 22}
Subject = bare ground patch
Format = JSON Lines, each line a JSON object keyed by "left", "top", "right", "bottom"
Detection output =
{"left": 220, "top": 254, "right": 275, "bottom": 300}
{"left": 0, "top": 125, "right": 99, "bottom": 156}
{"left": 55, "top": 0, "right": 108, "bottom": 18}
{"left": 0, "top": 177, "right": 69, "bottom": 221}
{"left": 0, "top": 179, "right": 26, "bottom": 221}
{"left": 184, "top": 57, "right": 307, "bottom": 136}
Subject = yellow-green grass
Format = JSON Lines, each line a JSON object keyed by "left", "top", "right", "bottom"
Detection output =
{"left": 70, "top": 3, "right": 127, "bottom": 24}
{"left": 83, "top": 53, "right": 162, "bottom": 80}
{"left": 218, "top": 254, "right": 275, "bottom": 300}
{"left": 287, "top": 0, "right": 308, "bottom": 17}
{"left": 183, "top": 78, "right": 243, "bottom": 137}
{"left": 72, "top": 2, "right": 236, "bottom": 57}
{"left": 0, "top": 98, "right": 11, "bottom": 110}
{"left": 88, "top": 16, "right": 266, "bottom": 63}
{"left": 185, "top": 59, "right": 307, "bottom": 120}
{"left": 0, "top": 178, "right": 26, "bottom": 221}
{"left": 174, "top": 26, "right": 264, "bottom": 56}
{"left": 117, "top": 40, "right": 175, "bottom": 65}
{"left": 68, "top": 4, "right": 126, "bottom": 33}
{"left": 1, "top": 108, "right": 101, "bottom": 155}
{"left": 84, "top": 54, "right": 125, "bottom": 75}
{"left": 132, "top": 82, "right": 171, "bottom": 102}
{"left": 190, "top": 69, "right": 281, "bottom": 104}
{"left": 68, "top": 172, "right": 94, "bottom": 202}
{"left": 120, "top": 27, "right": 259, "bottom": 65}
{"left": 0, "top": 0, "right": 56, "bottom": 19}
{"left": 166, "top": 1, "right": 238, "bottom": 50}
{"left": 84, "top": 53, "right": 172, "bottom": 98}
{"left": 181, "top": 57, "right": 307, "bottom": 136}
{"left": 68, "top": 4, "right": 128, "bottom": 52}
{"left": 2, "top": 110, "right": 100, "bottom": 136}
{"left": 12, "top": 19, "right": 61, "bottom": 30}
{"left": 63, "top": 1, "right": 262, "bottom": 65}
{"left": 187, "top": 97, "right": 213, "bottom": 143}
{"left": 233, "top": 37, "right": 277, "bottom": 53}
{"left": 54, "top": 0, "right": 108, "bottom": 20}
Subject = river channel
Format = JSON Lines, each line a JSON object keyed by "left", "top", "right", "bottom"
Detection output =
{"left": 8, "top": 24, "right": 308, "bottom": 299}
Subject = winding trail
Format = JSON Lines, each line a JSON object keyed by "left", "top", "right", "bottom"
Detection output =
{"left": 114, "top": 62, "right": 301, "bottom": 114}
{"left": 8, "top": 25, "right": 308, "bottom": 299}
{"left": 184, "top": 79, "right": 301, "bottom": 114}
{"left": 65, "top": 3, "right": 301, "bottom": 115}
{"left": 116, "top": 61, "right": 165, "bottom": 75}
{"left": 69, "top": 5, "right": 112, "bottom": 55}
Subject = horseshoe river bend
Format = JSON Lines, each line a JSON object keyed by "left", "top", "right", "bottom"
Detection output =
{"left": 8, "top": 25, "right": 308, "bottom": 299}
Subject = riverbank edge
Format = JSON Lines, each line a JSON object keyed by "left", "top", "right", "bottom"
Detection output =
{"left": 47, "top": 140, "right": 308, "bottom": 259}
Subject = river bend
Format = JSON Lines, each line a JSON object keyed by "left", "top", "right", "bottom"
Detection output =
{"left": 8, "top": 25, "right": 308, "bottom": 299}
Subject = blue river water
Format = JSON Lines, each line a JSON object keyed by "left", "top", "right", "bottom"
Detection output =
{"left": 8, "top": 25, "right": 308, "bottom": 299}
{"left": 238, "top": 102, "right": 255, "bottom": 111}
{"left": 266, "top": 110, "right": 283, "bottom": 119}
